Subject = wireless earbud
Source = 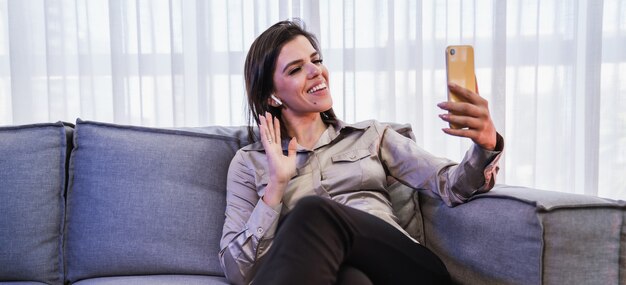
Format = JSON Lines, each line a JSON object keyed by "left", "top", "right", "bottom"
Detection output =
{"left": 271, "top": 94, "right": 283, "bottom": 106}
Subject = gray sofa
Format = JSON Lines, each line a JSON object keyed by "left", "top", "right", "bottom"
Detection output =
{"left": 0, "top": 119, "right": 624, "bottom": 285}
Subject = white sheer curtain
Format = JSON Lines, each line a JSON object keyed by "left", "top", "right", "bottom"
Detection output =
{"left": 0, "top": 0, "right": 624, "bottom": 200}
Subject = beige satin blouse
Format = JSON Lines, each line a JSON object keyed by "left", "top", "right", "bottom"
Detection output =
{"left": 219, "top": 119, "right": 503, "bottom": 285}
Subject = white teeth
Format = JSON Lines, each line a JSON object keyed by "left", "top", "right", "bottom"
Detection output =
{"left": 307, "top": 83, "right": 326, "bottom": 94}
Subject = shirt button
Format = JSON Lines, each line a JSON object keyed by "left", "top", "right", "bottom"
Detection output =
{"left": 257, "top": 228, "right": 264, "bottom": 234}
{"left": 350, "top": 154, "right": 357, "bottom": 159}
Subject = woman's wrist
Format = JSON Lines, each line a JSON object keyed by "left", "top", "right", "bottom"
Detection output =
{"left": 262, "top": 181, "right": 287, "bottom": 207}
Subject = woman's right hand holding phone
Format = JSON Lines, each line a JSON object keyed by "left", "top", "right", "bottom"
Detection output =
{"left": 437, "top": 82, "right": 497, "bottom": 151}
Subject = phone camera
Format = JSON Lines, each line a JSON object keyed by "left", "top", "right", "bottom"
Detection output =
{"left": 450, "top": 49, "right": 456, "bottom": 55}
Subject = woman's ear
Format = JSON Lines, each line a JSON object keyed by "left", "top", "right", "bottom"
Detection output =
{"left": 269, "top": 94, "right": 283, "bottom": 106}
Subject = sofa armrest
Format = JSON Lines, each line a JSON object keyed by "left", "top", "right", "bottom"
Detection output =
{"left": 418, "top": 184, "right": 625, "bottom": 285}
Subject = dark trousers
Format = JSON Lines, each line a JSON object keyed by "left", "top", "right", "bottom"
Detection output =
{"left": 253, "top": 196, "right": 452, "bottom": 285}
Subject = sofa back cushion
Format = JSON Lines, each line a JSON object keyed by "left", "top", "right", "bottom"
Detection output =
{"left": 64, "top": 120, "right": 247, "bottom": 283}
{"left": 0, "top": 123, "right": 70, "bottom": 285}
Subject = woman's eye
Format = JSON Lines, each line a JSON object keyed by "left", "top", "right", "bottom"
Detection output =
{"left": 288, "top": 67, "right": 301, "bottom": 75}
{"left": 313, "top": 59, "right": 323, "bottom": 65}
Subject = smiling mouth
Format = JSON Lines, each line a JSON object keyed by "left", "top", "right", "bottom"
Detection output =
{"left": 307, "top": 82, "right": 327, "bottom": 94}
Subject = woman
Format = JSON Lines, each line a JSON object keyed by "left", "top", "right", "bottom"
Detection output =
{"left": 219, "top": 19, "right": 503, "bottom": 285}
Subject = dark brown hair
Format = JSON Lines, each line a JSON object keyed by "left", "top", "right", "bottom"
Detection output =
{"left": 244, "top": 19, "right": 337, "bottom": 143}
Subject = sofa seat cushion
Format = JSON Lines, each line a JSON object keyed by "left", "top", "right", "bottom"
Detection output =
{"left": 71, "top": 275, "right": 228, "bottom": 285}
{"left": 64, "top": 120, "right": 247, "bottom": 283}
{"left": 420, "top": 184, "right": 625, "bottom": 285}
{"left": 0, "top": 122, "right": 71, "bottom": 285}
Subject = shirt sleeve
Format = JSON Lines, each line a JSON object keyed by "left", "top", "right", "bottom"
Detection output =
{"left": 378, "top": 124, "right": 504, "bottom": 207}
{"left": 219, "top": 150, "right": 282, "bottom": 285}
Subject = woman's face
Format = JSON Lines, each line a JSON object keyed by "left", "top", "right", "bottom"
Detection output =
{"left": 272, "top": 35, "right": 332, "bottom": 118}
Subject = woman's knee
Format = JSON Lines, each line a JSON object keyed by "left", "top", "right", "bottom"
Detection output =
{"left": 279, "top": 196, "right": 345, "bottom": 231}
{"left": 291, "top": 196, "right": 333, "bottom": 215}
{"left": 336, "top": 265, "right": 372, "bottom": 285}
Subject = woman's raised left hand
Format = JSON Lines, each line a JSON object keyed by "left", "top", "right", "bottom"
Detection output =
{"left": 257, "top": 112, "right": 298, "bottom": 207}
{"left": 437, "top": 82, "right": 497, "bottom": 151}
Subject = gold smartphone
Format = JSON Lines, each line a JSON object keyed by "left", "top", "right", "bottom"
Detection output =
{"left": 445, "top": 45, "right": 476, "bottom": 129}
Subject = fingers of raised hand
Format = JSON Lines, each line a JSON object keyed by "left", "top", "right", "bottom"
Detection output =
{"left": 443, "top": 124, "right": 496, "bottom": 150}
{"left": 438, "top": 99, "right": 493, "bottom": 138}
{"left": 441, "top": 126, "right": 490, "bottom": 142}
{"left": 442, "top": 127, "right": 477, "bottom": 139}
{"left": 259, "top": 112, "right": 282, "bottom": 149}
{"left": 273, "top": 114, "right": 281, "bottom": 143}
{"left": 447, "top": 82, "right": 486, "bottom": 106}
{"left": 439, "top": 113, "right": 483, "bottom": 130}
{"left": 258, "top": 114, "right": 269, "bottom": 146}
{"left": 264, "top": 112, "right": 276, "bottom": 143}
{"left": 258, "top": 114, "right": 272, "bottom": 146}
{"left": 438, "top": 101, "right": 484, "bottom": 119}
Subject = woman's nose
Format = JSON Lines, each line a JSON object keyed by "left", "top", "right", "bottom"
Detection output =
{"left": 306, "top": 62, "right": 322, "bottom": 78}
